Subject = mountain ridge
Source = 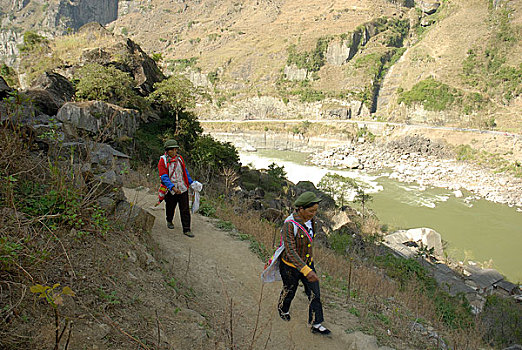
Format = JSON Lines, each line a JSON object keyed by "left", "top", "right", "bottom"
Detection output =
{"left": 1, "top": 0, "right": 520, "bottom": 131}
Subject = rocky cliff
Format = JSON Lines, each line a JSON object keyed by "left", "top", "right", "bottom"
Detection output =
{"left": 0, "top": 0, "right": 119, "bottom": 64}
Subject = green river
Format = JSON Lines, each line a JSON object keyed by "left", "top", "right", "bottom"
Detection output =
{"left": 239, "top": 148, "right": 522, "bottom": 282}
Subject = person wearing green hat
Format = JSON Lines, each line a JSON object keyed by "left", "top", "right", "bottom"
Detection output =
{"left": 277, "top": 191, "right": 331, "bottom": 335}
{"left": 158, "top": 139, "right": 195, "bottom": 237}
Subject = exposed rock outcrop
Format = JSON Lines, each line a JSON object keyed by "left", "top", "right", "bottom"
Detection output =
{"left": 283, "top": 64, "right": 311, "bottom": 81}
{"left": 11, "top": 0, "right": 30, "bottom": 11}
{"left": 326, "top": 40, "right": 351, "bottom": 66}
{"left": 79, "top": 27, "right": 165, "bottom": 95}
{"left": 197, "top": 95, "right": 370, "bottom": 121}
{"left": 56, "top": 101, "right": 140, "bottom": 141}
{"left": 417, "top": 0, "right": 441, "bottom": 15}
{"left": 22, "top": 72, "right": 75, "bottom": 116}
{"left": 188, "top": 70, "right": 211, "bottom": 88}
{"left": 22, "top": 89, "right": 62, "bottom": 116}
{"left": 0, "top": 29, "right": 23, "bottom": 66}
{"left": 383, "top": 227, "right": 444, "bottom": 258}
{"left": 45, "top": 0, "right": 119, "bottom": 31}
{"left": 0, "top": 76, "right": 14, "bottom": 98}
{"left": 30, "top": 72, "right": 75, "bottom": 103}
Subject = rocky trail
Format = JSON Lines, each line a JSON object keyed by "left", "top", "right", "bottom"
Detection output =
{"left": 124, "top": 188, "right": 395, "bottom": 350}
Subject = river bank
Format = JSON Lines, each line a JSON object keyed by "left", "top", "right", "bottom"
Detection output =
{"left": 202, "top": 120, "right": 522, "bottom": 209}
{"left": 309, "top": 136, "right": 522, "bottom": 209}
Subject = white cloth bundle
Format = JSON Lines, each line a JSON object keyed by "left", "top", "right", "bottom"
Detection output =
{"left": 261, "top": 244, "right": 284, "bottom": 283}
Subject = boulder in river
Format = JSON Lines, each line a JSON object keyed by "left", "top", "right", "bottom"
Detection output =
{"left": 383, "top": 227, "right": 444, "bottom": 258}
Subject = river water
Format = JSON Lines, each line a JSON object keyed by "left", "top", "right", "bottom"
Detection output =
{"left": 239, "top": 148, "right": 522, "bottom": 283}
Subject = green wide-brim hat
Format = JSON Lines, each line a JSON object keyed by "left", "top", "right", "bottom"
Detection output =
{"left": 294, "top": 191, "right": 322, "bottom": 207}
{"left": 164, "top": 139, "right": 180, "bottom": 149}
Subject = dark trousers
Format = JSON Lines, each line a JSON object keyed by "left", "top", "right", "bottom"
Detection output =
{"left": 278, "top": 260, "right": 324, "bottom": 325}
{"left": 165, "top": 190, "right": 191, "bottom": 232}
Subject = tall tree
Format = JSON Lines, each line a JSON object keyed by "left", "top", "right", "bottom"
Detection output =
{"left": 147, "top": 75, "right": 196, "bottom": 131}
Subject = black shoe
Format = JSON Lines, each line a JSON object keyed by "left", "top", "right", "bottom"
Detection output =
{"left": 311, "top": 324, "right": 331, "bottom": 335}
{"left": 183, "top": 230, "right": 194, "bottom": 237}
{"left": 167, "top": 222, "right": 174, "bottom": 229}
{"left": 278, "top": 309, "right": 291, "bottom": 321}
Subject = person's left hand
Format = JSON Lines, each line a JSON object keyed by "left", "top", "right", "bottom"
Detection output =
{"left": 306, "top": 270, "right": 319, "bottom": 283}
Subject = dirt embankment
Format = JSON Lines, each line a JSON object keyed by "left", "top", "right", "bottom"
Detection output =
{"left": 126, "top": 188, "right": 399, "bottom": 350}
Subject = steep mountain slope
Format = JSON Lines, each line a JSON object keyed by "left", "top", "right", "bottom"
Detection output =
{"left": 1, "top": 0, "right": 520, "bottom": 131}
{"left": 108, "top": 0, "right": 520, "bottom": 131}
{"left": 377, "top": 0, "right": 522, "bottom": 129}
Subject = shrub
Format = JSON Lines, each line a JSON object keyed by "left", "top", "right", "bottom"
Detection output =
{"left": 75, "top": 63, "right": 148, "bottom": 110}
{"left": 152, "top": 52, "right": 163, "bottom": 62}
{"left": 166, "top": 57, "right": 199, "bottom": 72}
{"left": 286, "top": 36, "right": 331, "bottom": 72}
{"left": 216, "top": 220, "right": 235, "bottom": 231}
{"left": 481, "top": 294, "right": 522, "bottom": 347}
{"left": 295, "top": 88, "right": 324, "bottom": 102}
{"left": 355, "top": 52, "right": 384, "bottom": 77}
{"left": 461, "top": 7, "right": 521, "bottom": 103}
{"left": 455, "top": 144, "right": 477, "bottom": 161}
{"left": 356, "top": 126, "right": 375, "bottom": 142}
{"left": 198, "top": 197, "right": 217, "bottom": 217}
{"left": 18, "top": 31, "right": 48, "bottom": 52}
{"left": 191, "top": 135, "right": 240, "bottom": 182}
{"left": 374, "top": 254, "right": 435, "bottom": 289}
{"left": 328, "top": 232, "right": 353, "bottom": 255}
{"left": 0, "top": 63, "right": 18, "bottom": 87}
{"left": 207, "top": 70, "right": 219, "bottom": 85}
{"left": 398, "top": 77, "right": 458, "bottom": 111}
{"left": 374, "top": 254, "right": 474, "bottom": 329}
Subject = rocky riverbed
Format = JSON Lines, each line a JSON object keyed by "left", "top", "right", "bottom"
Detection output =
{"left": 309, "top": 136, "right": 522, "bottom": 209}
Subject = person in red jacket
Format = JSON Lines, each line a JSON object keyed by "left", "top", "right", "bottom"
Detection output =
{"left": 158, "top": 139, "right": 194, "bottom": 237}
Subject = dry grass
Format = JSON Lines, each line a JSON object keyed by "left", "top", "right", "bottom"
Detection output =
{"left": 214, "top": 201, "right": 278, "bottom": 253}
{"left": 52, "top": 31, "right": 121, "bottom": 65}
{"left": 206, "top": 193, "right": 488, "bottom": 349}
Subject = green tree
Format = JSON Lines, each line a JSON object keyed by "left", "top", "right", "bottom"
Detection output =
{"left": 174, "top": 111, "right": 203, "bottom": 152}
{"left": 267, "top": 162, "right": 286, "bottom": 188}
{"left": 147, "top": 75, "right": 196, "bottom": 131}
{"left": 354, "top": 187, "right": 373, "bottom": 224}
{"left": 191, "top": 135, "right": 239, "bottom": 182}
{"left": 318, "top": 173, "right": 358, "bottom": 207}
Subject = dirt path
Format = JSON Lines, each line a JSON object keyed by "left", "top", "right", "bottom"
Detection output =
{"left": 125, "top": 188, "right": 394, "bottom": 350}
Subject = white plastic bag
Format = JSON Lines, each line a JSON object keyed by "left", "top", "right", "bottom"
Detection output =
{"left": 190, "top": 181, "right": 203, "bottom": 213}
{"left": 261, "top": 244, "right": 284, "bottom": 283}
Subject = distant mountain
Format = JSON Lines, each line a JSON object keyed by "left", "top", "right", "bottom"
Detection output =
{"left": 1, "top": 0, "right": 520, "bottom": 132}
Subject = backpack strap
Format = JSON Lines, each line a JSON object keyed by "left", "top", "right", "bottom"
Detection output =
{"left": 162, "top": 154, "right": 180, "bottom": 178}
{"left": 285, "top": 219, "right": 313, "bottom": 244}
